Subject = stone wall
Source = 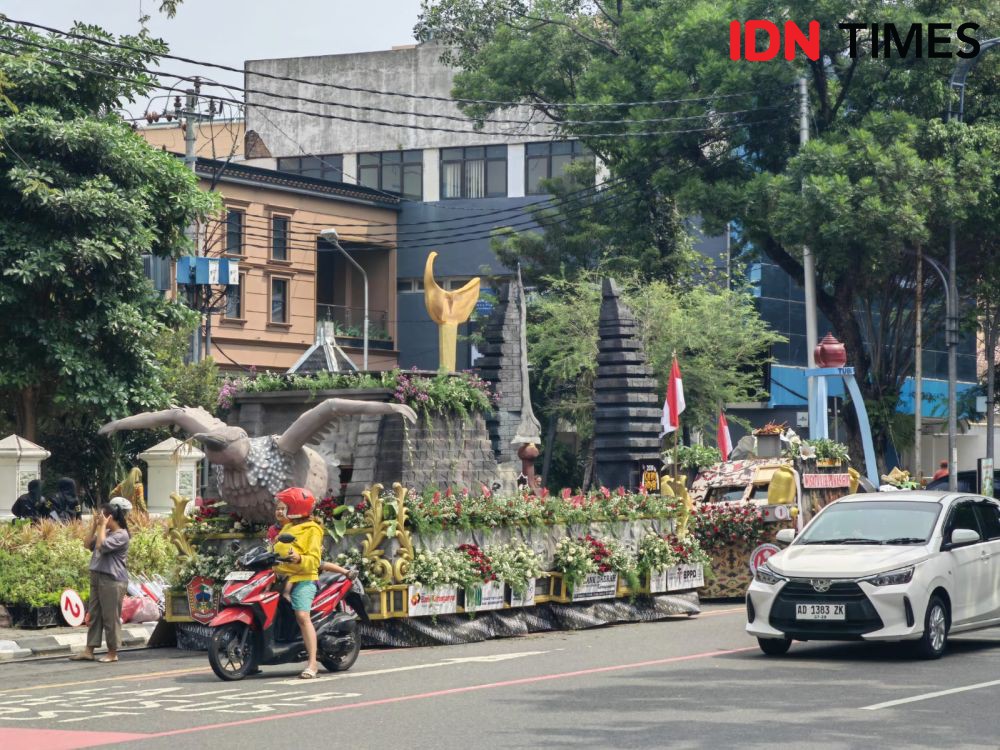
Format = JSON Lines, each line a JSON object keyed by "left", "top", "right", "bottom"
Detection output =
{"left": 227, "top": 388, "right": 499, "bottom": 499}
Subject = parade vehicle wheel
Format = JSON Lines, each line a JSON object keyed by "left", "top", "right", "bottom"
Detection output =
{"left": 321, "top": 635, "right": 360, "bottom": 672}
{"left": 912, "top": 596, "right": 948, "bottom": 660}
{"left": 757, "top": 637, "right": 792, "bottom": 656}
{"left": 209, "top": 622, "right": 258, "bottom": 681}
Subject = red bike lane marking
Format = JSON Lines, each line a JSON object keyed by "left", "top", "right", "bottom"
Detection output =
{"left": 0, "top": 727, "right": 148, "bottom": 750}
{"left": 143, "top": 646, "right": 756, "bottom": 740}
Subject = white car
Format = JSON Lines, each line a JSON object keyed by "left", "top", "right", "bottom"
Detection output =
{"left": 746, "top": 491, "right": 1000, "bottom": 658}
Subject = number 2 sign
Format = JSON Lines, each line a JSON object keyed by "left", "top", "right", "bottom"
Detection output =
{"left": 60, "top": 589, "right": 85, "bottom": 627}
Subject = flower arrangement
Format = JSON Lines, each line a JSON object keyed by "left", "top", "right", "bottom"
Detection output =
{"left": 404, "top": 547, "right": 479, "bottom": 589}
{"left": 216, "top": 368, "right": 498, "bottom": 420}
{"left": 664, "top": 444, "right": 722, "bottom": 471}
{"left": 690, "top": 502, "right": 766, "bottom": 553}
{"left": 753, "top": 421, "right": 787, "bottom": 436}
{"left": 782, "top": 431, "right": 850, "bottom": 464}
{"left": 636, "top": 533, "right": 679, "bottom": 574}
{"left": 334, "top": 548, "right": 387, "bottom": 592}
{"left": 172, "top": 547, "right": 243, "bottom": 589}
{"left": 553, "top": 534, "right": 639, "bottom": 593}
{"left": 553, "top": 537, "right": 598, "bottom": 593}
{"left": 457, "top": 543, "right": 496, "bottom": 583}
{"left": 485, "top": 542, "right": 546, "bottom": 595}
{"left": 405, "top": 486, "right": 681, "bottom": 534}
{"left": 183, "top": 499, "right": 267, "bottom": 538}
{"left": 664, "top": 534, "right": 711, "bottom": 567}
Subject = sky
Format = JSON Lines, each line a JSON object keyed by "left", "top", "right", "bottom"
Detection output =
{"left": 2, "top": 0, "right": 424, "bottom": 118}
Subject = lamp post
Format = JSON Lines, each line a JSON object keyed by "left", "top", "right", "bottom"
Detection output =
{"left": 946, "top": 38, "right": 1000, "bottom": 491}
{"left": 319, "top": 228, "right": 368, "bottom": 371}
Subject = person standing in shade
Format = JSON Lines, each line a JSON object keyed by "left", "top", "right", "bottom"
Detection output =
{"left": 71, "top": 497, "right": 132, "bottom": 663}
{"left": 51, "top": 477, "right": 82, "bottom": 522}
{"left": 11, "top": 479, "right": 46, "bottom": 521}
{"left": 932, "top": 460, "right": 949, "bottom": 482}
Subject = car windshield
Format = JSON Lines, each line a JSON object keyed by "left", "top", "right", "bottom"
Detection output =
{"left": 797, "top": 501, "right": 941, "bottom": 545}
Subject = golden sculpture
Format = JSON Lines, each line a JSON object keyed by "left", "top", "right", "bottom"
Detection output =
{"left": 766, "top": 466, "right": 797, "bottom": 505}
{"left": 423, "top": 251, "right": 481, "bottom": 372}
{"left": 166, "top": 492, "right": 196, "bottom": 559}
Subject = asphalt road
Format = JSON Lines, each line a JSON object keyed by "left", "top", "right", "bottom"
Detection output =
{"left": 4, "top": 602, "right": 1000, "bottom": 749}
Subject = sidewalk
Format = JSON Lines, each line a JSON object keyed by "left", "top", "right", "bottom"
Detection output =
{"left": 0, "top": 622, "right": 160, "bottom": 662}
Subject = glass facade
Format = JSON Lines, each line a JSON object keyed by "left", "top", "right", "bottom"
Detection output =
{"left": 358, "top": 150, "right": 423, "bottom": 200}
{"left": 276, "top": 154, "right": 344, "bottom": 182}
{"left": 440, "top": 145, "right": 507, "bottom": 199}
{"left": 525, "top": 141, "right": 591, "bottom": 195}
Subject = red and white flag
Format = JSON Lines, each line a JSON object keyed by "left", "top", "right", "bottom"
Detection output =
{"left": 660, "top": 357, "right": 685, "bottom": 437}
{"left": 717, "top": 411, "right": 733, "bottom": 460}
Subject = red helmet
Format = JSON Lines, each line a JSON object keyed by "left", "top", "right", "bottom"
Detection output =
{"left": 275, "top": 487, "right": 315, "bottom": 519}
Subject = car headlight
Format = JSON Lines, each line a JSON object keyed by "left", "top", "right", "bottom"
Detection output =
{"left": 862, "top": 566, "right": 915, "bottom": 587}
{"left": 755, "top": 563, "right": 786, "bottom": 586}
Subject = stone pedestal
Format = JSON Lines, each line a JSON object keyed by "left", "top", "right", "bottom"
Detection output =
{"left": 0, "top": 435, "right": 51, "bottom": 518}
{"left": 138, "top": 437, "right": 205, "bottom": 514}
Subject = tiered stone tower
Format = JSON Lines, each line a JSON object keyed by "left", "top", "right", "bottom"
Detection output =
{"left": 593, "top": 278, "right": 663, "bottom": 489}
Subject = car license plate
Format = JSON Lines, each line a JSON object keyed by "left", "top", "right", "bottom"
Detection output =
{"left": 795, "top": 603, "right": 845, "bottom": 620}
{"left": 225, "top": 570, "right": 254, "bottom": 581}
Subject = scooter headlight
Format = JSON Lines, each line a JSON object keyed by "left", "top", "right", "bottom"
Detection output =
{"left": 222, "top": 581, "right": 258, "bottom": 604}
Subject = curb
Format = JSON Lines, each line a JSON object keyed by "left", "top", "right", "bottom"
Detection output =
{"left": 0, "top": 623, "right": 158, "bottom": 662}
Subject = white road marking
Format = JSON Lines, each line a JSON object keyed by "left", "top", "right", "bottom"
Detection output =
{"left": 271, "top": 649, "right": 550, "bottom": 685}
{"left": 861, "top": 679, "right": 1000, "bottom": 710}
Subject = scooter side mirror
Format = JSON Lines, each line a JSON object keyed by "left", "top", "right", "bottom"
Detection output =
{"left": 276, "top": 533, "right": 295, "bottom": 544}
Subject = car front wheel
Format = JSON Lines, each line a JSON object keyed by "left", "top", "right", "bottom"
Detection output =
{"left": 757, "top": 636, "right": 792, "bottom": 656}
{"left": 913, "top": 596, "right": 949, "bottom": 659}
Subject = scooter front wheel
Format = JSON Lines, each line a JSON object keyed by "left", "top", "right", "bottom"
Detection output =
{"left": 321, "top": 634, "right": 360, "bottom": 673}
{"left": 208, "top": 622, "right": 258, "bottom": 681}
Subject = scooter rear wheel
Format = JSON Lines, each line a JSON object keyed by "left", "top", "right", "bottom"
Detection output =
{"left": 321, "top": 635, "right": 360, "bottom": 673}
{"left": 208, "top": 622, "right": 258, "bottom": 681}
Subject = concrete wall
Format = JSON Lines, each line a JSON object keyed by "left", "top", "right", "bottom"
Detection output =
{"left": 245, "top": 43, "right": 553, "bottom": 155}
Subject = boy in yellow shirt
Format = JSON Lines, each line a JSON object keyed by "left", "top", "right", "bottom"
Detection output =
{"left": 272, "top": 487, "right": 324, "bottom": 679}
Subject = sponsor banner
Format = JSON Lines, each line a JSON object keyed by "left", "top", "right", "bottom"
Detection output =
{"left": 648, "top": 569, "right": 668, "bottom": 594}
{"left": 571, "top": 572, "right": 618, "bottom": 602}
{"left": 803, "top": 473, "right": 851, "bottom": 489}
{"left": 462, "top": 580, "right": 505, "bottom": 613}
{"left": 507, "top": 579, "right": 537, "bottom": 608}
{"left": 666, "top": 564, "right": 704, "bottom": 591}
{"left": 407, "top": 585, "right": 458, "bottom": 617}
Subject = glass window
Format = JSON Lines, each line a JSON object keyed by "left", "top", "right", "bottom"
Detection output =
{"left": 271, "top": 216, "right": 289, "bottom": 261}
{"left": 525, "top": 141, "right": 591, "bottom": 195}
{"left": 946, "top": 501, "right": 980, "bottom": 536}
{"left": 225, "top": 274, "right": 244, "bottom": 319}
{"left": 225, "top": 209, "right": 244, "bottom": 255}
{"left": 357, "top": 151, "right": 423, "bottom": 200}
{"left": 270, "top": 278, "right": 288, "bottom": 324}
{"left": 974, "top": 502, "right": 1000, "bottom": 540}
{"left": 276, "top": 154, "right": 343, "bottom": 181}
{"left": 441, "top": 145, "right": 507, "bottom": 199}
{"left": 796, "top": 501, "right": 942, "bottom": 545}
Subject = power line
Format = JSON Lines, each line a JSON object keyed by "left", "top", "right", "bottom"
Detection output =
{"left": 0, "top": 33, "right": 793, "bottom": 140}
{"left": 2, "top": 15, "right": 795, "bottom": 111}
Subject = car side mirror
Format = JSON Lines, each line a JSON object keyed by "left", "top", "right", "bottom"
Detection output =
{"left": 949, "top": 528, "right": 981, "bottom": 547}
{"left": 775, "top": 528, "right": 796, "bottom": 545}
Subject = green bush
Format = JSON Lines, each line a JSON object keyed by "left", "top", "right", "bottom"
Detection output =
{"left": 128, "top": 523, "right": 176, "bottom": 579}
{"left": 0, "top": 536, "right": 91, "bottom": 607}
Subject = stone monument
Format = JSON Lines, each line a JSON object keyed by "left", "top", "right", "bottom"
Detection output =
{"left": 592, "top": 279, "right": 663, "bottom": 490}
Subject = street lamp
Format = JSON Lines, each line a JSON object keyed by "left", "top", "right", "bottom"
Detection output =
{"left": 946, "top": 37, "right": 1000, "bottom": 491}
{"left": 319, "top": 228, "right": 368, "bottom": 371}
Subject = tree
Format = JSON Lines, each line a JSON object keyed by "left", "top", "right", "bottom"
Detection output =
{"left": 528, "top": 273, "right": 782, "bottom": 486}
{"left": 417, "top": 0, "right": 1000, "bottom": 472}
{"left": 0, "top": 21, "right": 218, "bottom": 442}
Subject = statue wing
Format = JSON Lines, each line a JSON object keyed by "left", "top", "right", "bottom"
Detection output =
{"left": 98, "top": 406, "right": 226, "bottom": 438}
{"left": 277, "top": 398, "right": 418, "bottom": 454}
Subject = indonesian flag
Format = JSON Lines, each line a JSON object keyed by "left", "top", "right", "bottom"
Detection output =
{"left": 660, "top": 356, "right": 685, "bottom": 437}
{"left": 717, "top": 411, "right": 733, "bottom": 460}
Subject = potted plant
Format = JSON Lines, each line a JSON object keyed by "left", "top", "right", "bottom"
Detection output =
{"left": 663, "top": 444, "right": 723, "bottom": 484}
{"left": 636, "top": 533, "right": 679, "bottom": 593}
{"left": 487, "top": 542, "right": 545, "bottom": 607}
{"left": 752, "top": 422, "right": 786, "bottom": 458}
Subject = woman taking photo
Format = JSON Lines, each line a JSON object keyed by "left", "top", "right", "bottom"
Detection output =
{"left": 71, "top": 497, "right": 132, "bottom": 663}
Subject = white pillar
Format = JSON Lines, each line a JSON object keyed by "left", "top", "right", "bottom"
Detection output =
{"left": 342, "top": 153, "right": 358, "bottom": 185}
{"left": 423, "top": 148, "right": 440, "bottom": 202}
{"left": 507, "top": 143, "right": 526, "bottom": 198}
{"left": 0, "top": 435, "right": 50, "bottom": 518}
{"left": 138, "top": 437, "right": 206, "bottom": 515}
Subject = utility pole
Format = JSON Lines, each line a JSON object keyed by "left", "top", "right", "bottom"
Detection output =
{"left": 800, "top": 77, "right": 820, "bottom": 438}
{"left": 915, "top": 248, "right": 923, "bottom": 481}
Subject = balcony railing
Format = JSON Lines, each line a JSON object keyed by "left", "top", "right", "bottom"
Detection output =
{"left": 317, "top": 304, "right": 391, "bottom": 341}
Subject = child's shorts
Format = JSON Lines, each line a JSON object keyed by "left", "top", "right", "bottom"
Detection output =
{"left": 290, "top": 581, "right": 317, "bottom": 612}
